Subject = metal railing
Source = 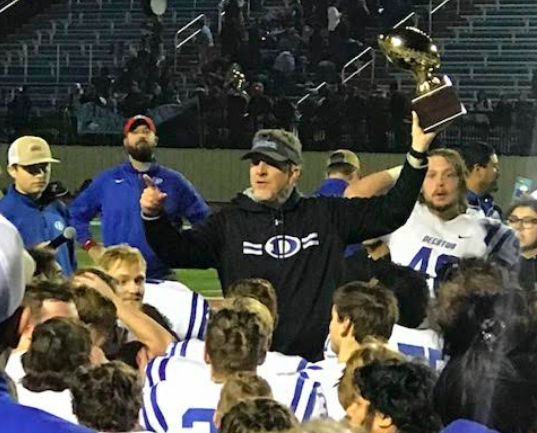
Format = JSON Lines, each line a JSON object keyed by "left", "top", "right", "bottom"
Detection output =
{"left": 173, "top": 13, "right": 205, "bottom": 72}
{"left": 0, "top": 0, "right": 23, "bottom": 14}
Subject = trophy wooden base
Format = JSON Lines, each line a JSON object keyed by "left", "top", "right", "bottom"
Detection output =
{"left": 412, "top": 76, "right": 466, "bottom": 133}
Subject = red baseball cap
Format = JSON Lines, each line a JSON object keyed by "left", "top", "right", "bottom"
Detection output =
{"left": 124, "top": 115, "right": 156, "bottom": 135}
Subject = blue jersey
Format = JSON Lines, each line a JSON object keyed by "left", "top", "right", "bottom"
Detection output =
{"left": 70, "top": 160, "right": 209, "bottom": 279}
{"left": 0, "top": 186, "right": 76, "bottom": 275}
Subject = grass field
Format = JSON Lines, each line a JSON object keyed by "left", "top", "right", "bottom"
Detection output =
{"left": 77, "top": 222, "right": 222, "bottom": 299}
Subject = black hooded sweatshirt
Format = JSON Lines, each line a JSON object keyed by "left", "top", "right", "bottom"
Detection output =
{"left": 143, "top": 159, "right": 426, "bottom": 361}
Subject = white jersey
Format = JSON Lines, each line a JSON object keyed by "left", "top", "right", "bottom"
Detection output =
{"left": 144, "top": 280, "right": 209, "bottom": 340}
{"left": 306, "top": 358, "right": 345, "bottom": 420}
{"left": 323, "top": 336, "right": 337, "bottom": 360}
{"left": 5, "top": 351, "right": 24, "bottom": 384}
{"left": 142, "top": 357, "right": 327, "bottom": 432}
{"left": 158, "top": 339, "right": 313, "bottom": 378}
{"left": 385, "top": 204, "right": 519, "bottom": 295}
{"left": 16, "top": 386, "right": 78, "bottom": 424}
{"left": 389, "top": 324, "right": 444, "bottom": 371}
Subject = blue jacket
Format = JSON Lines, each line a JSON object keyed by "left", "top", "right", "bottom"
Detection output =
{"left": 313, "top": 178, "right": 349, "bottom": 197}
{"left": 70, "top": 160, "right": 209, "bottom": 279}
{"left": 0, "top": 186, "right": 76, "bottom": 275}
{"left": 0, "top": 373, "right": 95, "bottom": 433}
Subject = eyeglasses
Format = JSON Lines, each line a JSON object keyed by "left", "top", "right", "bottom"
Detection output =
{"left": 18, "top": 163, "right": 50, "bottom": 176}
{"left": 507, "top": 216, "right": 537, "bottom": 228}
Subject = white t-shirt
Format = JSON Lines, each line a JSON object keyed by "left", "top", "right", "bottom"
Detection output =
{"left": 142, "top": 357, "right": 327, "bottom": 432}
{"left": 389, "top": 324, "right": 444, "bottom": 370}
{"left": 144, "top": 280, "right": 209, "bottom": 340}
{"left": 384, "top": 203, "right": 519, "bottom": 296}
{"left": 16, "top": 386, "right": 78, "bottom": 424}
{"left": 158, "top": 339, "right": 312, "bottom": 377}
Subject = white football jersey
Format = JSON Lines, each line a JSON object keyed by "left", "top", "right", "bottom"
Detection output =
{"left": 143, "top": 357, "right": 327, "bottom": 432}
{"left": 5, "top": 350, "right": 24, "bottom": 384}
{"left": 16, "top": 386, "right": 78, "bottom": 424}
{"left": 305, "top": 358, "right": 345, "bottom": 420}
{"left": 389, "top": 324, "right": 444, "bottom": 370}
{"left": 385, "top": 204, "right": 519, "bottom": 295}
{"left": 323, "top": 336, "right": 337, "bottom": 360}
{"left": 144, "top": 280, "right": 209, "bottom": 340}
{"left": 158, "top": 339, "right": 312, "bottom": 377}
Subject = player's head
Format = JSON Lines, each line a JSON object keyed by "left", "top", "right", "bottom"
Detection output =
{"left": 419, "top": 148, "right": 468, "bottom": 217}
{"left": 374, "top": 262, "right": 429, "bottom": 329}
{"left": 72, "top": 361, "right": 142, "bottom": 432}
{"left": 326, "top": 149, "right": 361, "bottom": 182}
{"left": 7, "top": 136, "right": 60, "bottom": 199}
{"left": 459, "top": 142, "right": 499, "bottom": 195}
{"left": 287, "top": 419, "right": 353, "bottom": 433}
{"left": 205, "top": 305, "right": 270, "bottom": 379}
{"left": 123, "top": 115, "right": 158, "bottom": 163}
{"left": 141, "top": 303, "right": 179, "bottom": 340}
{"left": 243, "top": 129, "right": 303, "bottom": 204}
{"left": 338, "top": 337, "right": 404, "bottom": 411}
{"left": 215, "top": 371, "right": 273, "bottom": 427}
{"left": 226, "top": 278, "right": 279, "bottom": 328}
{"left": 72, "top": 285, "right": 118, "bottom": 349}
{"left": 349, "top": 360, "right": 441, "bottom": 433}
{"left": 219, "top": 398, "right": 299, "bottom": 433}
{"left": 19, "top": 279, "right": 79, "bottom": 352}
{"left": 506, "top": 198, "right": 537, "bottom": 251}
{"left": 98, "top": 245, "right": 147, "bottom": 307}
{"left": 330, "top": 281, "right": 398, "bottom": 354}
{"left": 27, "top": 247, "right": 62, "bottom": 280}
{"left": 434, "top": 294, "right": 537, "bottom": 433}
{"left": 21, "top": 317, "right": 95, "bottom": 392}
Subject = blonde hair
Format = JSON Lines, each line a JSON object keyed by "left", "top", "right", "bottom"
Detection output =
{"left": 337, "top": 337, "right": 404, "bottom": 409}
{"left": 218, "top": 297, "right": 274, "bottom": 338}
{"left": 98, "top": 245, "right": 146, "bottom": 272}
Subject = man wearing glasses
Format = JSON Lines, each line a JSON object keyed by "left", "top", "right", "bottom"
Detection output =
{"left": 0, "top": 136, "right": 75, "bottom": 275}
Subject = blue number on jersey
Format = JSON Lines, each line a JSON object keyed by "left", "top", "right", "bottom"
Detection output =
{"left": 182, "top": 408, "right": 217, "bottom": 433}
{"left": 408, "top": 246, "right": 459, "bottom": 294}
{"left": 398, "top": 343, "right": 442, "bottom": 369}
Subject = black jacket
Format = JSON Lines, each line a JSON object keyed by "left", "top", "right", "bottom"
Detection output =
{"left": 144, "top": 159, "right": 426, "bottom": 361}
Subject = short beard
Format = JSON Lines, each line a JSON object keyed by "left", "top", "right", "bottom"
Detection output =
{"left": 424, "top": 198, "right": 459, "bottom": 217}
{"left": 127, "top": 145, "right": 154, "bottom": 163}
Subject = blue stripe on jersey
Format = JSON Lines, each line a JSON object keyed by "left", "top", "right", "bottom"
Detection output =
{"left": 151, "top": 385, "right": 169, "bottom": 432}
{"left": 489, "top": 229, "right": 511, "bottom": 257}
{"left": 158, "top": 358, "right": 170, "bottom": 382}
{"left": 484, "top": 222, "right": 500, "bottom": 246}
{"left": 197, "top": 299, "right": 209, "bottom": 339}
{"left": 169, "top": 342, "right": 179, "bottom": 357}
{"left": 290, "top": 376, "right": 305, "bottom": 412}
{"left": 142, "top": 403, "right": 155, "bottom": 432}
{"left": 296, "top": 358, "right": 308, "bottom": 372}
{"left": 180, "top": 339, "right": 190, "bottom": 357}
{"left": 184, "top": 294, "right": 199, "bottom": 342}
{"left": 146, "top": 358, "right": 157, "bottom": 388}
{"left": 303, "top": 384, "right": 319, "bottom": 421}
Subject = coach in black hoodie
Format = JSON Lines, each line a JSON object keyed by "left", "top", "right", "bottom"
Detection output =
{"left": 141, "top": 113, "right": 436, "bottom": 361}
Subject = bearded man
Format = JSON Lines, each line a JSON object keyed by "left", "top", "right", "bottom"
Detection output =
{"left": 71, "top": 115, "right": 209, "bottom": 280}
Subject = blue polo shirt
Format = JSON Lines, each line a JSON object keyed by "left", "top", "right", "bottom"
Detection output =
{"left": 313, "top": 178, "right": 349, "bottom": 197}
{"left": 0, "top": 373, "right": 95, "bottom": 433}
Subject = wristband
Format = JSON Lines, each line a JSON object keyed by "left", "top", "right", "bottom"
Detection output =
{"left": 82, "top": 239, "right": 98, "bottom": 252}
{"left": 408, "top": 148, "right": 428, "bottom": 161}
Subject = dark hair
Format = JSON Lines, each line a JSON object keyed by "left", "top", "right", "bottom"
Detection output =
{"left": 26, "top": 247, "right": 61, "bottom": 280}
{"left": 374, "top": 262, "right": 429, "bottom": 328}
{"left": 354, "top": 360, "right": 441, "bottom": 433}
{"left": 435, "top": 259, "right": 525, "bottom": 357}
{"left": 72, "top": 286, "right": 118, "bottom": 348}
{"left": 458, "top": 142, "right": 496, "bottom": 171}
{"left": 327, "top": 163, "right": 357, "bottom": 177}
{"left": 206, "top": 307, "right": 268, "bottom": 375}
{"left": 333, "top": 281, "right": 399, "bottom": 343}
{"left": 141, "top": 304, "right": 179, "bottom": 340}
{"left": 71, "top": 361, "right": 142, "bottom": 432}
{"left": 226, "top": 278, "right": 279, "bottom": 328}
{"left": 23, "top": 279, "right": 75, "bottom": 319}
{"left": 220, "top": 398, "right": 298, "bottom": 433}
{"left": 115, "top": 341, "right": 146, "bottom": 371}
{"left": 505, "top": 198, "right": 537, "bottom": 220}
{"left": 22, "top": 317, "right": 92, "bottom": 392}
{"left": 434, "top": 344, "right": 537, "bottom": 433}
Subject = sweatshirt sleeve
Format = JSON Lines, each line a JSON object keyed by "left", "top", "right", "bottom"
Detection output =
{"left": 336, "top": 158, "right": 427, "bottom": 244}
{"left": 168, "top": 173, "right": 210, "bottom": 225}
{"left": 143, "top": 211, "right": 223, "bottom": 269}
{"left": 70, "top": 177, "right": 103, "bottom": 244}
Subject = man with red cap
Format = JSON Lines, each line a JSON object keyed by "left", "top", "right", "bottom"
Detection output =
{"left": 71, "top": 115, "right": 209, "bottom": 280}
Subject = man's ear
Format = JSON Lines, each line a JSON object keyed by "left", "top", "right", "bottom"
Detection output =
{"left": 7, "top": 165, "right": 17, "bottom": 181}
{"left": 376, "top": 412, "right": 396, "bottom": 433}
{"left": 341, "top": 317, "right": 353, "bottom": 338}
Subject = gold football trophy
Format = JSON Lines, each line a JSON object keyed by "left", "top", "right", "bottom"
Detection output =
{"left": 378, "top": 27, "right": 466, "bottom": 132}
